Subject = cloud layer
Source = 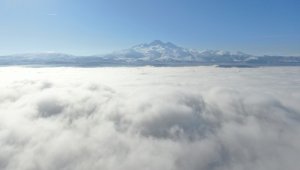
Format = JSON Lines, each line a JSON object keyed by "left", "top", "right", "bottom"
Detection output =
{"left": 0, "top": 66, "right": 300, "bottom": 170}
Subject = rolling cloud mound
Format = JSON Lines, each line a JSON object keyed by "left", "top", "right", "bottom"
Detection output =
{"left": 0, "top": 67, "right": 300, "bottom": 170}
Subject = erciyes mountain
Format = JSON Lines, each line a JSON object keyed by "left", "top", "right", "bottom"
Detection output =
{"left": 1, "top": 40, "right": 300, "bottom": 67}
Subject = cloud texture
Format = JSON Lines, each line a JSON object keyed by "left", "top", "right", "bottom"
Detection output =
{"left": 0, "top": 66, "right": 300, "bottom": 170}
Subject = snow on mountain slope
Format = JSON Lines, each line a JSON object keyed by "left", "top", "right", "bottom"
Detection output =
{"left": 108, "top": 40, "right": 196, "bottom": 62}
{"left": 107, "top": 40, "right": 252, "bottom": 63}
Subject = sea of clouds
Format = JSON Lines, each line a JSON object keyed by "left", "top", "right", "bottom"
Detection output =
{"left": 0, "top": 66, "right": 300, "bottom": 170}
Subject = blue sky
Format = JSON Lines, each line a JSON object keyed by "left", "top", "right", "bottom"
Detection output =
{"left": 0, "top": 0, "right": 299, "bottom": 56}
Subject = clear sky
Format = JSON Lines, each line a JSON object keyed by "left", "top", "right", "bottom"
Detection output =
{"left": 0, "top": 0, "right": 299, "bottom": 56}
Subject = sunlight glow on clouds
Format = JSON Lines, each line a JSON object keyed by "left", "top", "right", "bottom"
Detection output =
{"left": 0, "top": 66, "right": 300, "bottom": 170}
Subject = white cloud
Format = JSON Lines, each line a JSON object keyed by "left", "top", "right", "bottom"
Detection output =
{"left": 0, "top": 66, "right": 299, "bottom": 170}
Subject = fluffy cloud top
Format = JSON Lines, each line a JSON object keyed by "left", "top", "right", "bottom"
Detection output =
{"left": 0, "top": 66, "right": 300, "bottom": 170}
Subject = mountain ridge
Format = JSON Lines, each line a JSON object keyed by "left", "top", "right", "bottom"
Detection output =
{"left": 1, "top": 40, "right": 300, "bottom": 66}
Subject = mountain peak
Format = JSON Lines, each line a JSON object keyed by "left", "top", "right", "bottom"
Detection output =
{"left": 149, "top": 40, "right": 164, "bottom": 45}
{"left": 133, "top": 40, "right": 181, "bottom": 50}
{"left": 149, "top": 40, "right": 178, "bottom": 48}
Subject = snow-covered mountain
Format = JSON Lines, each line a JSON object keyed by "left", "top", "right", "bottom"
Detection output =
{"left": 104, "top": 40, "right": 253, "bottom": 64}
{"left": 100, "top": 40, "right": 300, "bottom": 66}
{"left": 98, "top": 40, "right": 258, "bottom": 65}
{"left": 104, "top": 40, "right": 196, "bottom": 62}
{"left": 102, "top": 40, "right": 276, "bottom": 65}
{"left": 1, "top": 40, "right": 300, "bottom": 66}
